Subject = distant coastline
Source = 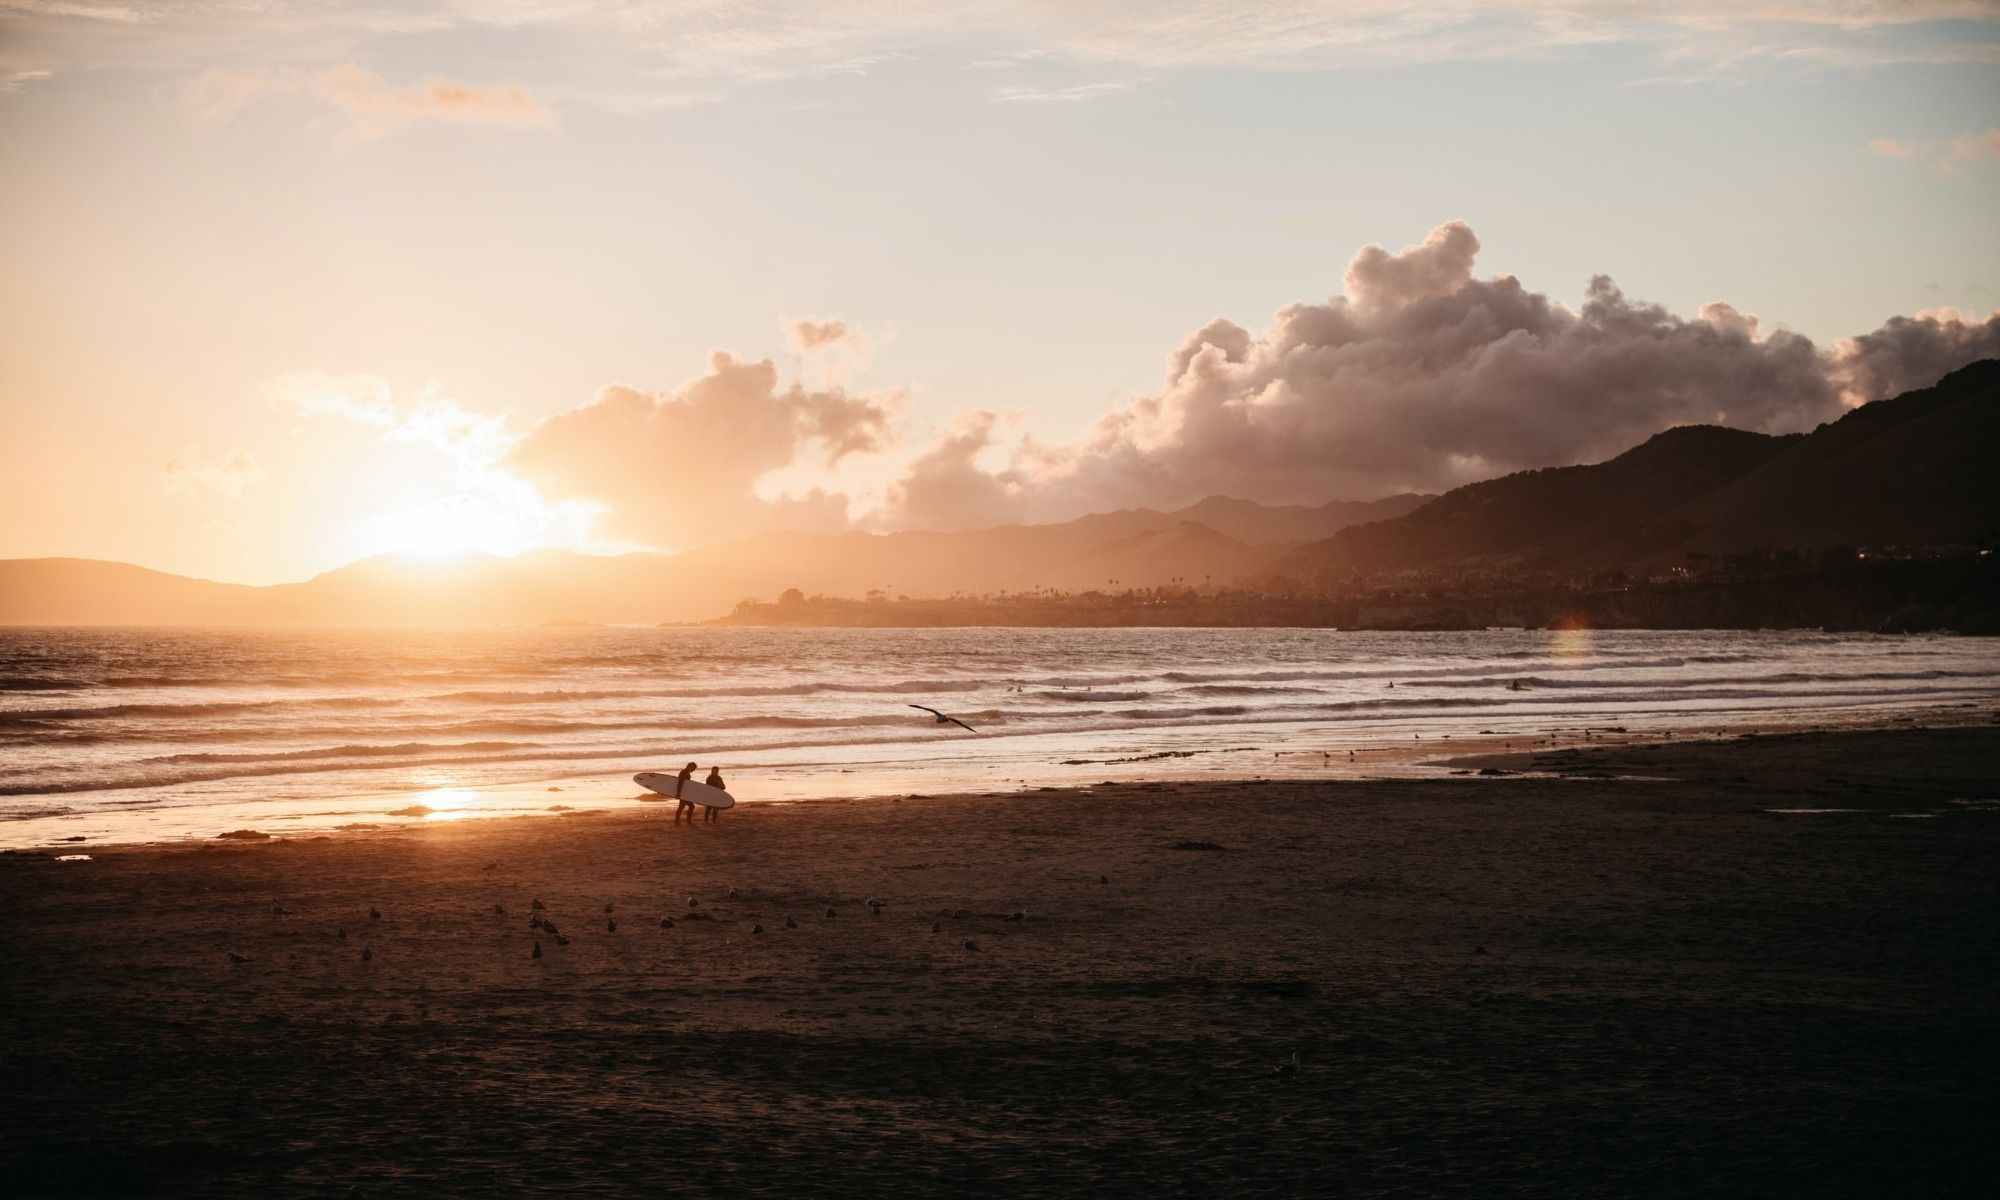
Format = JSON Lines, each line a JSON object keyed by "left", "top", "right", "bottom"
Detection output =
{"left": 714, "top": 554, "right": 1998, "bottom": 634}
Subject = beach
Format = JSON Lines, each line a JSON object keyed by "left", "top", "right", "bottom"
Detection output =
{"left": 4, "top": 724, "right": 1996, "bottom": 1196}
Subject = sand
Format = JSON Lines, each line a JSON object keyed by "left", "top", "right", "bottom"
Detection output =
{"left": 3, "top": 726, "right": 1997, "bottom": 1197}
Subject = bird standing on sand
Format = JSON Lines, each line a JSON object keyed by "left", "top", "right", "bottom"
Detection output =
{"left": 909, "top": 705, "right": 978, "bottom": 733}
{"left": 532, "top": 940, "right": 542, "bottom": 960}
{"left": 784, "top": 916, "right": 798, "bottom": 929}
{"left": 369, "top": 907, "right": 381, "bottom": 921}
{"left": 659, "top": 916, "right": 675, "bottom": 929}
{"left": 607, "top": 916, "right": 617, "bottom": 933}
{"left": 362, "top": 946, "right": 372, "bottom": 963}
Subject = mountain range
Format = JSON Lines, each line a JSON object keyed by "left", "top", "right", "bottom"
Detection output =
{"left": 2, "top": 359, "right": 1992, "bottom": 627}
{"left": 0, "top": 494, "right": 1426, "bottom": 627}
{"left": 1276, "top": 357, "right": 1997, "bottom": 580}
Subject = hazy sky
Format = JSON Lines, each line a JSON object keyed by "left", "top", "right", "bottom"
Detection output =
{"left": 3, "top": 2, "right": 1998, "bottom": 583}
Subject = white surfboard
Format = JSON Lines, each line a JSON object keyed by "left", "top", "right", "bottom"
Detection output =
{"left": 634, "top": 772, "right": 736, "bottom": 809}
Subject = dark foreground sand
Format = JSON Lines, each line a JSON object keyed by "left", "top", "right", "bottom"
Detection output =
{"left": 4, "top": 727, "right": 1998, "bottom": 1198}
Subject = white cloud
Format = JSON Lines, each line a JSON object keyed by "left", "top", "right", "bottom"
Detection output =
{"left": 13, "top": 2, "right": 1997, "bottom": 106}
{"left": 991, "top": 80, "right": 1134, "bottom": 103}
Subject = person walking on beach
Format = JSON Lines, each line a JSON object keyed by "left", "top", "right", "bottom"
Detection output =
{"left": 674, "top": 761, "right": 698, "bottom": 824}
{"left": 702, "top": 765, "right": 726, "bottom": 823}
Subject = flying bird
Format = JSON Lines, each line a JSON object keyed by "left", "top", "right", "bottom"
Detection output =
{"left": 909, "top": 705, "right": 977, "bottom": 733}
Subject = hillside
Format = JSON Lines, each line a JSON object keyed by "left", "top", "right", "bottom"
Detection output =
{"left": 1672, "top": 358, "right": 2000, "bottom": 557}
{"left": 1280, "top": 359, "right": 1999, "bottom": 579}
{"left": 0, "top": 559, "right": 263, "bottom": 626}
{"left": 0, "top": 494, "right": 1405, "bottom": 627}
{"left": 1283, "top": 426, "right": 1793, "bottom": 576}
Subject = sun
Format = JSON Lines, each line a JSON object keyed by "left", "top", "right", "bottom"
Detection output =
{"left": 373, "top": 494, "right": 525, "bottom": 560}
{"left": 348, "top": 471, "right": 603, "bottom": 563}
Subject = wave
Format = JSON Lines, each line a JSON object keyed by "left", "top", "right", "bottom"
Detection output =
{"left": 141, "top": 740, "right": 546, "bottom": 765}
{"left": 1029, "top": 690, "right": 1152, "bottom": 702}
{"left": 0, "top": 695, "right": 402, "bottom": 724}
{"left": 1174, "top": 684, "right": 1325, "bottom": 696}
{"left": 1421, "top": 668, "right": 1989, "bottom": 691}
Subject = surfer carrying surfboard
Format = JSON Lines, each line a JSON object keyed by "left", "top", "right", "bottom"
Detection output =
{"left": 674, "top": 761, "right": 697, "bottom": 824}
{"left": 702, "top": 766, "right": 726, "bottom": 822}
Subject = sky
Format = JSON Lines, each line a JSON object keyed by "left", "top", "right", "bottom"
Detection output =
{"left": 2, "top": 1, "right": 1998, "bottom": 584}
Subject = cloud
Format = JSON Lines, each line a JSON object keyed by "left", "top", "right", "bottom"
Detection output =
{"left": 185, "top": 63, "right": 553, "bottom": 135}
{"left": 1862, "top": 126, "right": 2000, "bottom": 168}
{"left": 506, "top": 351, "right": 896, "bottom": 547}
{"left": 283, "top": 373, "right": 519, "bottom": 467}
{"left": 789, "top": 318, "right": 850, "bottom": 350}
{"left": 991, "top": 81, "right": 1135, "bottom": 103}
{"left": 1947, "top": 127, "right": 2000, "bottom": 163}
{"left": 1828, "top": 308, "right": 2000, "bottom": 406}
{"left": 875, "top": 220, "right": 2000, "bottom": 530}
{"left": 315, "top": 63, "right": 553, "bottom": 135}
{"left": 14, "top": 2, "right": 1998, "bottom": 100}
{"left": 881, "top": 412, "right": 1028, "bottom": 530}
{"left": 163, "top": 449, "right": 263, "bottom": 498}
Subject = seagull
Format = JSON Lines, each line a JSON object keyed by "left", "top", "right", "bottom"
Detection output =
{"left": 606, "top": 916, "right": 617, "bottom": 933}
{"left": 362, "top": 946, "right": 373, "bottom": 963}
{"left": 369, "top": 906, "right": 381, "bottom": 921}
{"left": 751, "top": 923, "right": 764, "bottom": 935}
{"left": 532, "top": 940, "right": 542, "bottom": 960}
{"left": 227, "top": 951, "right": 252, "bottom": 964}
{"left": 784, "top": 916, "right": 798, "bottom": 929}
{"left": 909, "top": 705, "right": 978, "bottom": 733}
{"left": 659, "top": 916, "right": 675, "bottom": 929}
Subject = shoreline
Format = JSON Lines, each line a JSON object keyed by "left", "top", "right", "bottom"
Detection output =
{"left": 9, "top": 699, "right": 1993, "bottom": 853}
{"left": 5, "top": 725, "right": 1996, "bottom": 1194}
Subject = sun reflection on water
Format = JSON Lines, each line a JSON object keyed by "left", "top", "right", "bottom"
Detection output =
{"left": 416, "top": 787, "right": 481, "bottom": 821}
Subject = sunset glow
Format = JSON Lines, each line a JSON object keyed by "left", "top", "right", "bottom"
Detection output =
{"left": 5, "top": 6, "right": 1998, "bottom": 1193}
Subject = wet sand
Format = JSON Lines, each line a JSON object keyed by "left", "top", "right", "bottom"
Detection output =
{"left": 4, "top": 726, "right": 1997, "bottom": 1197}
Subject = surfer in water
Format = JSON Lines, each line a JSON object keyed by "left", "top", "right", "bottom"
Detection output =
{"left": 702, "top": 766, "right": 726, "bottom": 822}
{"left": 674, "top": 761, "right": 698, "bottom": 824}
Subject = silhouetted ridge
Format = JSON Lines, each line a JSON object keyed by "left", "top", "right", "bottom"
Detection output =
{"left": 1280, "top": 359, "right": 1998, "bottom": 577}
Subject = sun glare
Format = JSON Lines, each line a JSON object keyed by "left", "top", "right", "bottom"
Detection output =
{"left": 349, "top": 474, "right": 604, "bottom": 563}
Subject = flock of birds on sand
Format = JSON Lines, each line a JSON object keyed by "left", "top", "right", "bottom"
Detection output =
{"left": 224, "top": 881, "right": 1089, "bottom": 967}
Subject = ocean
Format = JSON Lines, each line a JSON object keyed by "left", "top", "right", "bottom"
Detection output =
{"left": 4, "top": 626, "right": 1996, "bottom": 845}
